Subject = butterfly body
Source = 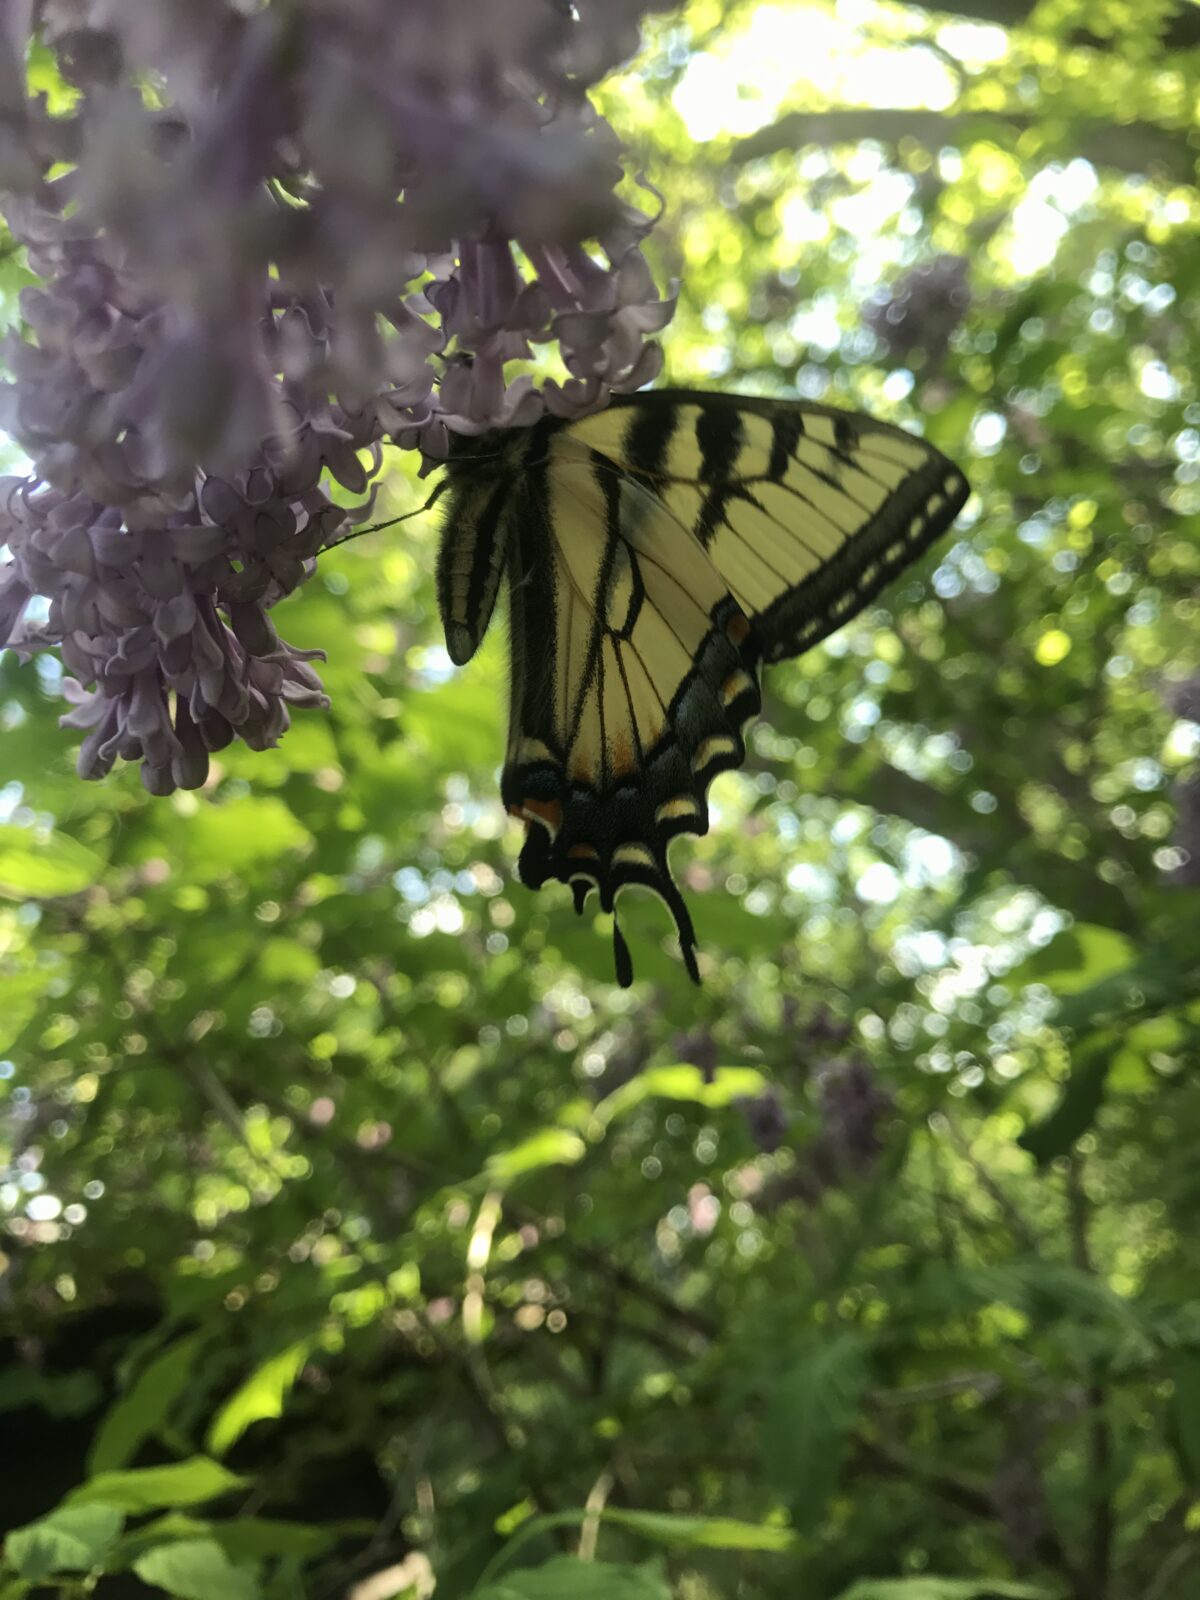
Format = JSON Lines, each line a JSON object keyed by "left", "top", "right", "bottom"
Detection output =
{"left": 437, "top": 389, "right": 969, "bottom": 986}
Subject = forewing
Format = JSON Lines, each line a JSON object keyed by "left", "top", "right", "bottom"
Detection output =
{"left": 570, "top": 389, "right": 970, "bottom": 664}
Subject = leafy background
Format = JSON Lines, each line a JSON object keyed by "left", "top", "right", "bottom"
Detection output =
{"left": 3, "top": 2, "right": 1200, "bottom": 1598}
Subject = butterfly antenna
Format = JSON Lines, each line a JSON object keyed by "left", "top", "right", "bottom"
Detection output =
{"left": 320, "top": 479, "right": 450, "bottom": 555}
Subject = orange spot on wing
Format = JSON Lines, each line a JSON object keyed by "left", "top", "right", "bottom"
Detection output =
{"left": 568, "top": 844, "right": 600, "bottom": 862}
{"left": 725, "top": 612, "right": 751, "bottom": 645}
{"left": 609, "top": 736, "right": 634, "bottom": 775}
{"left": 508, "top": 798, "right": 563, "bottom": 836}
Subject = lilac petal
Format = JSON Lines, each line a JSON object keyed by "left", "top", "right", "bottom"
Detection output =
{"left": 196, "top": 706, "right": 235, "bottom": 752}
{"left": 106, "top": 623, "right": 157, "bottom": 673}
{"left": 228, "top": 600, "right": 278, "bottom": 656}
{"left": 153, "top": 591, "right": 198, "bottom": 644}
{"left": 91, "top": 524, "right": 142, "bottom": 567}
{"left": 171, "top": 697, "right": 210, "bottom": 790}
{"left": 168, "top": 523, "right": 227, "bottom": 563}
{"left": 198, "top": 477, "right": 244, "bottom": 526}
{"left": 95, "top": 584, "right": 150, "bottom": 631}
{"left": 141, "top": 761, "right": 176, "bottom": 796}
{"left": 610, "top": 338, "right": 663, "bottom": 393}
{"left": 76, "top": 704, "right": 125, "bottom": 779}
{"left": 124, "top": 669, "right": 173, "bottom": 743}
{"left": 188, "top": 612, "right": 230, "bottom": 704}
{"left": 59, "top": 678, "right": 113, "bottom": 730}
{"left": 0, "top": 570, "right": 31, "bottom": 644}
{"left": 543, "top": 374, "right": 604, "bottom": 418}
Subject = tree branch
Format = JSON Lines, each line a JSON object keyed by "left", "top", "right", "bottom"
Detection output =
{"left": 852, "top": 1433, "right": 1078, "bottom": 1584}
{"left": 728, "top": 108, "right": 1198, "bottom": 184}
{"left": 1067, "top": 1156, "right": 1114, "bottom": 1600}
{"left": 912, "top": 0, "right": 1200, "bottom": 53}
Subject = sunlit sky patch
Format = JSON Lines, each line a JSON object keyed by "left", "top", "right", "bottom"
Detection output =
{"left": 669, "top": 0, "right": 1100, "bottom": 283}
{"left": 672, "top": 1, "right": 961, "bottom": 142}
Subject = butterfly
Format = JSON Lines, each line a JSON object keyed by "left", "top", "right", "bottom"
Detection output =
{"left": 436, "top": 389, "right": 969, "bottom": 986}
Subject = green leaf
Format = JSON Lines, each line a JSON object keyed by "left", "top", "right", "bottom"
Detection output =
{"left": 69, "top": 1459, "right": 245, "bottom": 1513}
{"left": 405, "top": 666, "right": 505, "bottom": 772}
{"left": 173, "top": 798, "right": 311, "bottom": 884}
{"left": 916, "top": 1259, "right": 1146, "bottom": 1348}
{"left": 1013, "top": 923, "right": 1136, "bottom": 997}
{"left": 133, "top": 1537, "right": 259, "bottom": 1600}
{"left": 0, "top": 824, "right": 106, "bottom": 898}
{"left": 208, "top": 1518, "right": 346, "bottom": 1562}
{"left": 5, "top": 1504, "right": 124, "bottom": 1579}
{"left": 121, "top": 1514, "right": 362, "bottom": 1566}
{"left": 1018, "top": 1039, "right": 1113, "bottom": 1165}
{"left": 110, "top": 1514, "right": 213, "bottom": 1568}
{"left": 595, "top": 1064, "right": 767, "bottom": 1128}
{"left": 486, "top": 1129, "right": 587, "bottom": 1183}
{"left": 475, "top": 1556, "right": 670, "bottom": 1600}
{"left": 90, "top": 1333, "right": 208, "bottom": 1474}
{"left": 762, "top": 1333, "right": 870, "bottom": 1526}
{"left": 255, "top": 936, "right": 322, "bottom": 986}
{"left": 206, "top": 1342, "right": 311, "bottom": 1456}
{"left": 833, "top": 1580, "right": 1059, "bottom": 1600}
{"left": 600, "top": 1509, "right": 794, "bottom": 1552}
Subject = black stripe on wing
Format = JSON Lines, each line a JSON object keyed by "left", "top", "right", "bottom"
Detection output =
{"left": 502, "top": 588, "right": 760, "bottom": 987}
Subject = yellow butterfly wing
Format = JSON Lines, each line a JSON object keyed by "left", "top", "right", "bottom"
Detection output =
{"left": 438, "top": 389, "right": 969, "bottom": 985}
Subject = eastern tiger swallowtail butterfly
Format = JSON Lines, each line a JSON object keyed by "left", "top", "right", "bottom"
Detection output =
{"left": 436, "top": 389, "right": 969, "bottom": 986}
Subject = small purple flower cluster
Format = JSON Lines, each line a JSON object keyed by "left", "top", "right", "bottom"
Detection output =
{"left": 0, "top": 0, "right": 675, "bottom": 790}
{"left": 810, "top": 1055, "right": 894, "bottom": 1177}
{"left": 736, "top": 1086, "right": 789, "bottom": 1155}
{"left": 737, "top": 1056, "right": 894, "bottom": 1168}
{"left": 673, "top": 1026, "right": 719, "bottom": 1084}
{"left": 759, "top": 1054, "right": 894, "bottom": 1204}
{"left": 862, "top": 254, "right": 971, "bottom": 370}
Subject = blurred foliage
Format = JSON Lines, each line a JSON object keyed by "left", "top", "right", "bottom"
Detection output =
{"left": 3, "top": 2, "right": 1200, "bottom": 1598}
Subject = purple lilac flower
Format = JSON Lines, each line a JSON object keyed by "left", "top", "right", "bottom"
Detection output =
{"left": 1166, "top": 675, "right": 1200, "bottom": 724}
{"left": 0, "top": 1, "right": 676, "bottom": 790}
{"left": 735, "top": 1086, "right": 789, "bottom": 1155}
{"left": 763, "top": 1056, "right": 894, "bottom": 1207}
{"left": 802, "top": 1003, "right": 853, "bottom": 1048}
{"left": 1166, "top": 776, "right": 1200, "bottom": 886}
{"left": 812, "top": 1056, "right": 894, "bottom": 1174}
{"left": 673, "top": 1027, "right": 719, "bottom": 1085}
{"left": 862, "top": 254, "right": 971, "bottom": 370}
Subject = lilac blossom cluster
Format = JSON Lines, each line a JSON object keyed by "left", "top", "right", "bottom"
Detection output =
{"left": 0, "top": 0, "right": 675, "bottom": 791}
{"left": 809, "top": 1055, "right": 894, "bottom": 1180}
{"left": 862, "top": 253, "right": 971, "bottom": 371}
{"left": 757, "top": 1054, "right": 895, "bottom": 1204}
